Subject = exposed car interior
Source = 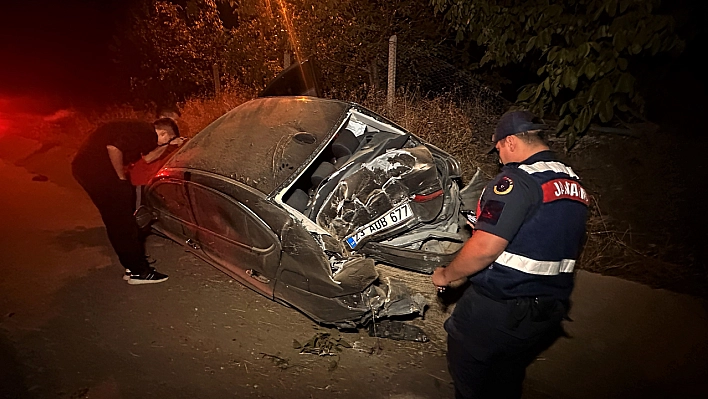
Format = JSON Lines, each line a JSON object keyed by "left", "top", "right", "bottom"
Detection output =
{"left": 282, "top": 111, "right": 416, "bottom": 221}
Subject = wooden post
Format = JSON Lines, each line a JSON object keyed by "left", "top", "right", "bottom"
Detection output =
{"left": 284, "top": 51, "right": 291, "bottom": 69}
{"left": 387, "top": 35, "right": 397, "bottom": 108}
{"left": 213, "top": 64, "right": 221, "bottom": 96}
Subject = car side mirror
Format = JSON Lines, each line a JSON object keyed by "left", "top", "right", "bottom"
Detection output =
{"left": 134, "top": 205, "right": 158, "bottom": 229}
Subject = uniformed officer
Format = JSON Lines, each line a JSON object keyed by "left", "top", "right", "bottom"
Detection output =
{"left": 432, "top": 110, "right": 589, "bottom": 399}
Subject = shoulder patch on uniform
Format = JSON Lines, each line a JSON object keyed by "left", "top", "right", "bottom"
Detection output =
{"left": 478, "top": 200, "right": 505, "bottom": 225}
{"left": 493, "top": 176, "right": 514, "bottom": 195}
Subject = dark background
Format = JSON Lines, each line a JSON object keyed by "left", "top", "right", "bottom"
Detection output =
{"left": 0, "top": 0, "right": 139, "bottom": 107}
{"left": 1, "top": 0, "right": 706, "bottom": 110}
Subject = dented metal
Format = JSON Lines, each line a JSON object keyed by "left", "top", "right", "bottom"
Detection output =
{"left": 141, "top": 96, "right": 479, "bottom": 328}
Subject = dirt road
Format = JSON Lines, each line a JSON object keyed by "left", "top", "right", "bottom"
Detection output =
{"left": 1, "top": 134, "right": 707, "bottom": 399}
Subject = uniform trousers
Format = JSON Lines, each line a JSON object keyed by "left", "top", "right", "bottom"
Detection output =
{"left": 72, "top": 163, "right": 150, "bottom": 275}
{"left": 445, "top": 286, "right": 566, "bottom": 399}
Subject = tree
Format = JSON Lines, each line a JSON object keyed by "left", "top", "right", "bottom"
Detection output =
{"left": 280, "top": 0, "right": 450, "bottom": 94}
{"left": 117, "top": 0, "right": 454, "bottom": 99}
{"left": 431, "top": 0, "right": 683, "bottom": 148}
{"left": 117, "top": 0, "right": 229, "bottom": 101}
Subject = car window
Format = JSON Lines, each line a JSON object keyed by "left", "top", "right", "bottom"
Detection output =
{"left": 188, "top": 184, "right": 273, "bottom": 250}
{"left": 148, "top": 181, "right": 193, "bottom": 223}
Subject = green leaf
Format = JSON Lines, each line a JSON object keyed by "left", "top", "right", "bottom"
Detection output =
{"left": 606, "top": 0, "right": 618, "bottom": 17}
{"left": 614, "top": 32, "right": 627, "bottom": 51}
{"left": 543, "top": 77, "right": 550, "bottom": 91}
{"left": 517, "top": 85, "right": 536, "bottom": 101}
{"left": 566, "top": 130, "right": 577, "bottom": 150}
{"left": 556, "top": 114, "right": 572, "bottom": 132}
{"left": 575, "top": 108, "right": 591, "bottom": 133}
{"left": 562, "top": 69, "right": 571, "bottom": 87}
{"left": 547, "top": 48, "right": 559, "bottom": 62}
{"left": 593, "top": 6, "right": 604, "bottom": 21}
{"left": 552, "top": 77, "right": 560, "bottom": 96}
{"left": 615, "top": 73, "right": 634, "bottom": 93}
{"left": 556, "top": 118, "right": 566, "bottom": 133}
{"left": 595, "top": 78, "right": 613, "bottom": 102}
{"left": 568, "top": 99, "right": 578, "bottom": 113}
{"left": 599, "top": 101, "right": 614, "bottom": 123}
{"left": 618, "top": 58, "right": 628, "bottom": 71}
{"left": 580, "top": 42, "right": 591, "bottom": 57}
{"left": 537, "top": 65, "right": 545, "bottom": 75}
{"left": 585, "top": 63, "right": 597, "bottom": 79}
{"left": 619, "top": 0, "right": 631, "bottom": 13}
{"left": 526, "top": 36, "right": 537, "bottom": 52}
{"left": 532, "top": 83, "right": 544, "bottom": 102}
{"left": 569, "top": 68, "right": 578, "bottom": 90}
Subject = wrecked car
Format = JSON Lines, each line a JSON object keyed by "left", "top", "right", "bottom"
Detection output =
{"left": 136, "top": 95, "right": 481, "bottom": 327}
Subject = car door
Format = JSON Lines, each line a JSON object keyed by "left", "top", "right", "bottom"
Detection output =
{"left": 146, "top": 179, "right": 202, "bottom": 255}
{"left": 186, "top": 182, "right": 281, "bottom": 297}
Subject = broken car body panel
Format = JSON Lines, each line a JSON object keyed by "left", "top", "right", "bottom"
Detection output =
{"left": 143, "top": 96, "right": 477, "bottom": 326}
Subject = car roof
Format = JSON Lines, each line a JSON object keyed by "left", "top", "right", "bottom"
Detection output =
{"left": 164, "top": 96, "right": 350, "bottom": 194}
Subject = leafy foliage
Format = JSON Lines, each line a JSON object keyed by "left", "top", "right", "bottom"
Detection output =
{"left": 291, "top": 0, "right": 448, "bottom": 92}
{"left": 118, "top": 0, "right": 229, "bottom": 101}
{"left": 431, "top": 0, "right": 683, "bottom": 148}
{"left": 222, "top": 0, "right": 291, "bottom": 88}
{"left": 117, "top": 0, "right": 451, "bottom": 100}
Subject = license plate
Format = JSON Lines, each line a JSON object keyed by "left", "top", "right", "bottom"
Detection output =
{"left": 345, "top": 202, "right": 413, "bottom": 249}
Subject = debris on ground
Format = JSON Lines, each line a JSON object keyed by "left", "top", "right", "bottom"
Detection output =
{"left": 260, "top": 352, "right": 292, "bottom": 369}
{"left": 293, "top": 332, "right": 352, "bottom": 356}
{"left": 368, "top": 320, "right": 429, "bottom": 342}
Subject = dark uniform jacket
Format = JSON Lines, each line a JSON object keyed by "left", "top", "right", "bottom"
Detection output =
{"left": 471, "top": 150, "right": 589, "bottom": 302}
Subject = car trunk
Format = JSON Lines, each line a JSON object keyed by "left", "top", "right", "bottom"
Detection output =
{"left": 280, "top": 108, "right": 477, "bottom": 273}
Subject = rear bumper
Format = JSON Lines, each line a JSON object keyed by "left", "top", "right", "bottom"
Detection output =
{"left": 360, "top": 241, "right": 460, "bottom": 274}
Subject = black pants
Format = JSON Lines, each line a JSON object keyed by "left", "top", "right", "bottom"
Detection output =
{"left": 72, "top": 163, "right": 150, "bottom": 275}
{"left": 444, "top": 287, "right": 566, "bottom": 399}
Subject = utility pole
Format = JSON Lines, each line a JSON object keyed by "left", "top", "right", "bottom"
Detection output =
{"left": 387, "top": 35, "right": 397, "bottom": 108}
{"left": 213, "top": 64, "right": 221, "bottom": 96}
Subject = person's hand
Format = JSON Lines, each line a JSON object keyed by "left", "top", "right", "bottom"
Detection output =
{"left": 169, "top": 137, "right": 188, "bottom": 146}
{"left": 432, "top": 267, "right": 449, "bottom": 293}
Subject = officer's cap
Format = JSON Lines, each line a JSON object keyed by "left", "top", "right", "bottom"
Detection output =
{"left": 487, "top": 110, "right": 548, "bottom": 153}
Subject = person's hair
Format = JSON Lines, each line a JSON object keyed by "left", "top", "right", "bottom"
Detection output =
{"left": 155, "top": 105, "right": 181, "bottom": 120}
{"left": 154, "top": 117, "right": 180, "bottom": 138}
{"left": 514, "top": 130, "right": 545, "bottom": 146}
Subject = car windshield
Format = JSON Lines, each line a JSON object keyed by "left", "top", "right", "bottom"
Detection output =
{"left": 165, "top": 97, "right": 349, "bottom": 194}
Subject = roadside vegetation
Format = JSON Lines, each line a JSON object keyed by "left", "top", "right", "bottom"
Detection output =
{"left": 19, "top": 0, "right": 702, "bottom": 296}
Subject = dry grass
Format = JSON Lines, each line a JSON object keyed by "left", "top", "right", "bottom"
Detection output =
{"left": 25, "top": 88, "right": 255, "bottom": 150}
{"left": 177, "top": 88, "right": 256, "bottom": 137}
{"left": 580, "top": 197, "right": 706, "bottom": 296}
{"left": 25, "top": 106, "right": 148, "bottom": 150}
{"left": 337, "top": 88, "right": 503, "bottom": 182}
